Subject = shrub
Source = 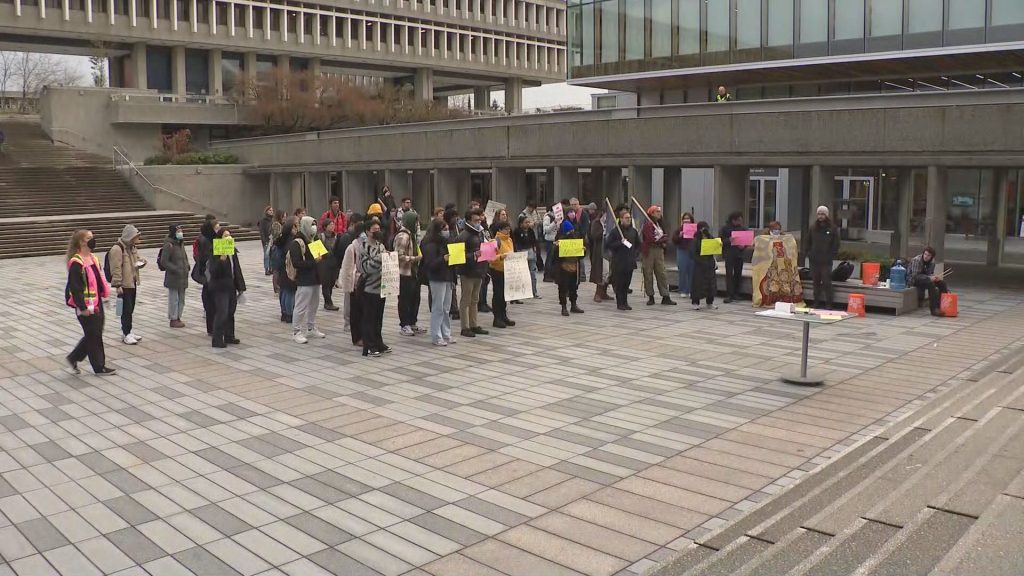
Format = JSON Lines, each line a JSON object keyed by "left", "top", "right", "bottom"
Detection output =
{"left": 143, "top": 154, "right": 170, "bottom": 166}
{"left": 145, "top": 151, "right": 239, "bottom": 165}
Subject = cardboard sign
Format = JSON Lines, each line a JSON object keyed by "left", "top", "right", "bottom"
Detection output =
{"left": 479, "top": 240, "right": 498, "bottom": 262}
{"left": 447, "top": 242, "right": 467, "bottom": 266}
{"left": 552, "top": 204, "right": 564, "bottom": 223}
{"left": 308, "top": 239, "right": 328, "bottom": 259}
{"left": 700, "top": 238, "right": 723, "bottom": 256}
{"left": 682, "top": 223, "right": 697, "bottom": 239}
{"left": 558, "top": 238, "right": 585, "bottom": 258}
{"left": 731, "top": 230, "right": 754, "bottom": 247}
{"left": 380, "top": 252, "right": 399, "bottom": 298}
{"left": 212, "top": 237, "right": 235, "bottom": 256}
{"left": 503, "top": 252, "right": 534, "bottom": 302}
{"left": 483, "top": 200, "right": 506, "bottom": 225}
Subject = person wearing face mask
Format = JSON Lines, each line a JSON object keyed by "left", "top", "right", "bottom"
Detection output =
{"left": 358, "top": 219, "right": 391, "bottom": 357}
{"left": 489, "top": 220, "right": 517, "bottom": 328}
{"left": 456, "top": 208, "right": 490, "bottom": 338}
{"left": 512, "top": 215, "right": 539, "bottom": 301}
{"left": 421, "top": 220, "right": 455, "bottom": 346}
{"left": 338, "top": 213, "right": 366, "bottom": 336}
{"left": 207, "top": 228, "right": 246, "bottom": 348}
{"left": 108, "top": 224, "right": 147, "bottom": 345}
{"left": 691, "top": 221, "right": 720, "bottom": 310}
{"left": 604, "top": 206, "right": 642, "bottom": 311}
{"left": 259, "top": 206, "right": 274, "bottom": 275}
{"left": 554, "top": 211, "right": 585, "bottom": 317}
{"left": 673, "top": 212, "right": 696, "bottom": 299}
{"left": 193, "top": 218, "right": 219, "bottom": 335}
{"left": 765, "top": 220, "right": 784, "bottom": 236}
{"left": 161, "top": 224, "right": 190, "bottom": 328}
{"left": 394, "top": 211, "right": 425, "bottom": 336}
{"left": 65, "top": 230, "right": 116, "bottom": 375}
{"left": 289, "top": 216, "right": 324, "bottom": 344}
{"left": 318, "top": 219, "right": 341, "bottom": 312}
{"left": 273, "top": 217, "right": 297, "bottom": 323}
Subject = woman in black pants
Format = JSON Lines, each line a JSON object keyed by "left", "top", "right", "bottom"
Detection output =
{"left": 358, "top": 220, "right": 391, "bottom": 358}
{"left": 64, "top": 230, "right": 116, "bottom": 375}
{"left": 207, "top": 228, "right": 246, "bottom": 348}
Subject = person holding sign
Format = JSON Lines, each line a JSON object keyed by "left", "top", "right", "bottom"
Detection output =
{"left": 288, "top": 216, "right": 324, "bottom": 344}
{"left": 488, "top": 220, "right": 516, "bottom": 329}
{"left": 719, "top": 212, "right": 749, "bottom": 304}
{"left": 207, "top": 228, "right": 246, "bottom": 348}
{"left": 605, "top": 206, "right": 642, "bottom": 311}
{"left": 421, "top": 220, "right": 456, "bottom": 346}
{"left": 690, "top": 221, "right": 720, "bottom": 310}
{"left": 357, "top": 219, "right": 390, "bottom": 357}
{"left": 394, "top": 211, "right": 425, "bottom": 336}
{"left": 554, "top": 212, "right": 585, "bottom": 317}
{"left": 672, "top": 213, "right": 696, "bottom": 298}
{"left": 640, "top": 205, "right": 676, "bottom": 307}
{"left": 456, "top": 208, "right": 490, "bottom": 338}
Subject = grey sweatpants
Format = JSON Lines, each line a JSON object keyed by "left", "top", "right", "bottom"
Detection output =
{"left": 293, "top": 285, "right": 321, "bottom": 333}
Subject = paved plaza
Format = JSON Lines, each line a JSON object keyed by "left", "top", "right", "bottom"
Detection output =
{"left": 0, "top": 240, "right": 1021, "bottom": 576}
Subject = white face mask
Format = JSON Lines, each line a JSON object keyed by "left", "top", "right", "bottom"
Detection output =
{"left": 175, "top": 231, "right": 184, "bottom": 240}
{"left": 770, "top": 229, "right": 781, "bottom": 236}
{"left": 310, "top": 225, "right": 317, "bottom": 236}
{"left": 441, "top": 230, "right": 450, "bottom": 239}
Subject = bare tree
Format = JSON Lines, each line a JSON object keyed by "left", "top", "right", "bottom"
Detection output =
{"left": 0, "top": 52, "right": 15, "bottom": 110}
{"left": 12, "top": 53, "right": 83, "bottom": 112}
{"left": 89, "top": 56, "right": 107, "bottom": 87}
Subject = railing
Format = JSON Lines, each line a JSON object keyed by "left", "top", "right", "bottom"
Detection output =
{"left": 110, "top": 93, "right": 235, "bottom": 106}
{"left": 112, "top": 146, "right": 227, "bottom": 220}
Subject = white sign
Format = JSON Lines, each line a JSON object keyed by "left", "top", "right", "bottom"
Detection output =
{"left": 552, "top": 204, "right": 564, "bottom": 223}
{"left": 380, "top": 252, "right": 400, "bottom": 299}
{"left": 483, "top": 200, "right": 506, "bottom": 225}
{"left": 503, "top": 252, "right": 534, "bottom": 302}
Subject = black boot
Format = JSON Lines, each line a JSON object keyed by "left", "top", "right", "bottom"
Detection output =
{"left": 570, "top": 303, "right": 584, "bottom": 314}
{"left": 503, "top": 317, "right": 516, "bottom": 327}
{"left": 561, "top": 305, "right": 569, "bottom": 317}
{"left": 493, "top": 318, "right": 507, "bottom": 329}
{"left": 212, "top": 338, "right": 226, "bottom": 349}
{"left": 661, "top": 296, "right": 677, "bottom": 306}
{"left": 647, "top": 296, "right": 656, "bottom": 306}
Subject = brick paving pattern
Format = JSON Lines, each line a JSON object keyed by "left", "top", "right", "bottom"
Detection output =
{"left": 0, "top": 240, "right": 1020, "bottom": 576}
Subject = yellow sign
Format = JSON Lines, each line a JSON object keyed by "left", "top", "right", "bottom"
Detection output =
{"left": 700, "top": 238, "right": 722, "bottom": 256}
{"left": 558, "top": 238, "right": 584, "bottom": 258}
{"left": 212, "top": 237, "right": 235, "bottom": 256}
{"left": 308, "top": 239, "right": 328, "bottom": 259}
{"left": 448, "top": 242, "right": 467, "bottom": 266}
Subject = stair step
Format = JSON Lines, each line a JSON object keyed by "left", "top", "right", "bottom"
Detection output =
{"left": 678, "top": 537, "right": 771, "bottom": 576}
{"left": 733, "top": 529, "right": 830, "bottom": 576}
{"left": 863, "top": 509, "right": 975, "bottom": 576}
{"left": 795, "top": 520, "right": 899, "bottom": 576}
{"left": 928, "top": 494, "right": 1024, "bottom": 576}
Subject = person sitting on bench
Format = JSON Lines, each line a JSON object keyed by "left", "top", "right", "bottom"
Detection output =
{"left": 908, "top": 246, "right": 949, "bottom": 317}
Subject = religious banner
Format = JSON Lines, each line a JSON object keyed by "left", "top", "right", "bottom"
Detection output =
{"left": 380, "top": 252, "right": 400, "bottom": 299}
{"left": 503, "top": 252, "right": 534, "bottom": 302}
{"left": 751, "top": 234, "right": 805, "bottom": 308}
{"left": 483, "top": 201, "right": 506, "bottom": 225}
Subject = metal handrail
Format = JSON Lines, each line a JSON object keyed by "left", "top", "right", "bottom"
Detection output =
{"left": 113, "top": 146, "right": 226, "bottom": 219}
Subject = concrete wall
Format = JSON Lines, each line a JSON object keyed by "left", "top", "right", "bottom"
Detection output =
{"left": 127, "top": 165, "right": 269, "bottom": 227}
{"left": 41, "top": 87, "right": 162, "bottom": 158}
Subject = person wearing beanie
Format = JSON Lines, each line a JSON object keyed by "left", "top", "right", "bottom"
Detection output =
{"left": 803, "top": 205, "right": 840, "bottom": 309}
{"left": 691, "top": 221, "right": 720, "bottom": 310}
{"left": 719, "top": 211, "right": 749, "bottom": 303}
{"left": 554, "top": 211, "right": 585, "bottom": 317}
{"left": 207, "top": 228, "right": 246, "bottom": 348}
{"left": 394, "top": 210, "right": 425, "bottom": 336}
{"left": 289, "top": 215, "right": 324, "bottom": 344}
{"left": 108, "top": 223, "right": 147, "bottom": 345}
{"left": 640, "top": 205, "right": 676, "bottom": 306}
{"left": 161, "top": 224, "right": 190, "bottom": 328}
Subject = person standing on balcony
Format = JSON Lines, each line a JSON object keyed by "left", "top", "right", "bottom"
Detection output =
{"left": 716, "top": 85, "right": 733, "bottom": 102}
{"left": 259, "top": 206, "right": 274, "bottom": 275}
{"left": 109, "top": 224, "right": 146, "bottom": 345}
{"left": 161, "top": 224, "right": 190, "bottom": 329}
{"left": 65, "top": 230, "right": 116, "bottom": 375}
{"left": 320, "top": 196, "right": 348, "bottom": 236}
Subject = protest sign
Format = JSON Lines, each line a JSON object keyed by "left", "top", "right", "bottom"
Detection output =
{"left": 503, "top": 252, "right": 534, "bottom": 302}
{"left": 380, "top": 252, "right": 400, "bottom": 298}
{"left": 483, "top": 201, "right": 506, "bottom": 225}
{"left": 479, "top": 240, "right": 498, "bottom": 262}
{"left": 558, "top": 238, "right": 585, "bottom": 258}
{"left": 213, "top": 237, "right": 235, "bottom": 256}
{"left": 700, "top": 238, "right": 723, "bottom": 256}
{"left": 308, "top": 239, "right": 328, "bottom": 259}
{"left": 447, "top": 242, "right": 466, "bottom": 266}
{"left": 731, "top": 230, "right": 755, "bottom": 247}
{"left": 682, "top": 223, "right": 697, "bottom": 239}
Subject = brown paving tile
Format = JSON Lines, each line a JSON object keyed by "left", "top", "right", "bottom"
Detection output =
{"left": 681, "top": 446, "right": 794, "bottom": 478}
{"left": 470, "top": 460, "right": 543, "bottom": 488}
{"left": 753, "top": 416, "right": 853, "bottom": 441}
{"left": 560, "top": 499, "right": 682, "bottom": 546}
{"left": 637, "top": 466, "right": 754, "bottom": 503}
{"left": 659, "top": 456, "right": 773, "bottom": 492}
{"left": 335, "top": 417, "right": 397, "bottom": 436}
{"left": 377, "top": 430, "right": 443, "bottom": 453}
{"left": 354, "top": 423, "right": 422, "bottom": 444}
{"left": 418, "top": 445, "right": 490, "bottom": 469}
{"left": 462, "top": 539, "right": 584, "bottom": 576}
{"left": 301, "top": 405, "right": 361, "bottom": 423}
{"left": 525, "top": 478, "right": 602, "bottom": 510}
{"left": 530, "top": 511, "right": 658, "bottom": 562}
{"left": 497, "top": 524, "right": 629, "bottom": 576}
{"left": 588, "top": 488, "right": 709, "bottom": 530}
{"left": 497, "top": 469, "right": 573, "bottom": 499}
{"left": 701, "top": 438, "right": 810, "bottom": 469}
{"left": 445, "top": 453, "right": 515, "bottom": 478}
{"left": 764, "top": 409, "right": 866, "bottom": 434}
{"left": 614, "top": 476, "right": 733, "bottom": 516}
{"left": 720, "top": 430, "right": 825, "bottom": 458}
{"left": 422, "top": 553, "right": 508, "bottom": 576}
{"left": 394, "top": 437, "right": 463, "bottom": 460}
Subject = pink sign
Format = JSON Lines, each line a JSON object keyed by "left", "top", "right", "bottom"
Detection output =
{"left": 479, "top": 240, "right": 498, "bottom": 262}
{"left": 731, "top": 230, "right": 754, "bottom": 247}
{"left": 682, "top": 223, "right": 697, "bottom": 239}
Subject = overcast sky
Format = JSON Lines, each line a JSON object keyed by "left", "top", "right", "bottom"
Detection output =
{"left": 61, "top": 55, "right": 603, "bottom": 110}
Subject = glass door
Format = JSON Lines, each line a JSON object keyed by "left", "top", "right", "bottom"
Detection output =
{"left": 835, "top": 176, "right": 874, "bottom": 230}
{"left": 747, "top": 177, "right": 780, "bottom": 229}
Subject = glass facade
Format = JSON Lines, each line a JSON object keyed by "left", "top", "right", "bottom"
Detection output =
{"left": 568, "top": 0, "right": 1024, "bottom": 80}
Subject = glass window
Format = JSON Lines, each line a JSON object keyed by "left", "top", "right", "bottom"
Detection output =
{"left": 767, "top": 0, "right": 794, "bottom": 46}
{"left": 993, "top": 0, "right": 1024, "bottom": 26}
{"left": 706, "top": 0, "right": 730, "bottom": 53}
{"left": 678, "top": 0, "right": 700, "bottom": 55}
{"left": 582, "top": 3, "right": 595, "bottom": 66}
{"left": 625, "top": 0, "right": 645, "bottom": 60}
{"left": 599, "top": 0, "right": 618, "bottom": 63}
{"left": 799, "top": 0, "right": 828, "bottom": 43}
{"left": 736, "top": 0, "right": 762, "bottom": 49}
{"left": 868, "top": 0, "right": 900, "bottom": 37}
{"left": 834, "top": 0, "right": 864, "bottom": 40}
{"left": 908, "top": 0, "right": 942, "bottom": 33}
{"left": 568, "top": 5, "right": 583, "bottom": 68}
{"left": 652, "top": 0, "right": 672, "bottom": 58}
{"left": 948, "top": 0, "right": 984, "bottom": 30}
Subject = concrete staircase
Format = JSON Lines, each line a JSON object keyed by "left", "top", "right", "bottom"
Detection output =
{"left": 0, "top": 116, "right": 258, "bottom": 258}
{"left": 653, "top": 349, "right": 1024, "bottom": 576}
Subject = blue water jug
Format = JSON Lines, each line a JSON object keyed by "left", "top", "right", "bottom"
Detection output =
{"left": 889, "top": 261, "right": 907, "bottom": 290}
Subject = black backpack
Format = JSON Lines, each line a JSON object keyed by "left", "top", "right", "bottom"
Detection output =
{"left": 156, "top": 248, "right": 166, "bottom": 272}
{"left": 103, "top": 251, "right": 113, "bottom": 283}
{"left": 832, "top": 260, "right": 855, "bottom": 282}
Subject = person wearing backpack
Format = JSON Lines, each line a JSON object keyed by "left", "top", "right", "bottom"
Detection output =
{"left": 65, "top": 230, "right": 116, "bottom": 375}
{"left": 161, "top": 224, "right": 190, "bottom": 328}
{"left": 288, "top": 216, "right": 324, "bottom": 344}
{"left": 107, "top": 224, "right": 146, "bottom": 345}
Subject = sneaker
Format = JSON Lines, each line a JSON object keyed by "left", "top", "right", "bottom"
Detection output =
{"left": 324, "top": 305, "right": 340, "bottom": 311}
{"left": 692, "top": 304, "right": 702, "bottom": 311}
{"left": 65, "top": 356, "right": 80, "bottom": 375}
{"left": 122, "top": 334, "right": 139, "bottom": 345}
{"left": 307, "top": 328, "right": 326, "bottom": 339}
{"left": 293, "top": 332, "right": 308, "bottom": 344}
{"left": 412, "top": 326, "right": 427, "bottom": 334}
{"left": 679, "top": 292, "right": 690, "bottom": 298}
{"left": 129, "top": 332, "right": 143, "bottom": 341}
{"left": 706, "top": 303, "right": 719, "bottom": 310}
{"left": 444, "top": 336, "right": 457, "bottom": 345}
{"left": 432, "top": 339, "right": 448, "bottom": 346}
{"left": 96, "top": 367, "right": 117, "bottom": 376}
{"left": 534, "top": 295, "right": 542, "bottom": 299}
{"left": 364, "top": 350, "right": 381, "bottom": 358}
{"left": 226, "top": 338, "right": 241, "bottom": 345}
{"left": 400, "top": 326, "right": 415, "bottom": 337}
{"left": 380, "top": 346, "right": 393, "bottom": 354}
{"left": 504, "top": 319, "right": 516, "bottom": 327}
{"left": 493, "top": 319, "right": 507, "bottom": 329}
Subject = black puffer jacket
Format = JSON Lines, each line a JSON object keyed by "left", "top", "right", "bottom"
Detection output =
{"left": 457, "top": 225, "right": 489, "bottom": 278}
{"left": 803, "top": 219, "right": 839, "bottom": 266}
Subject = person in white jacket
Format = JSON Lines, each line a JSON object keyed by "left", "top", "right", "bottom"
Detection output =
{"left": 339, "top": 222, "right": 365, "bottom": 337}
{"left": 542, "top": 209, "right": 559, "bottom": 282}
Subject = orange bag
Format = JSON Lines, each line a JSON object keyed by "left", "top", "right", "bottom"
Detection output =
{"left": 862, "top": 262, "right": 880, "bottom": 286}
{"left": 940, "top": 293, "right": 958, "bottom": 317}
{"left": 847, "top": 293, "right": 866, "bottom": 317}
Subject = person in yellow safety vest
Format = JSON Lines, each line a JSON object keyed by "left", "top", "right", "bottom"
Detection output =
{"left": 64, "top": 230, "right": 116, "bottom": 375}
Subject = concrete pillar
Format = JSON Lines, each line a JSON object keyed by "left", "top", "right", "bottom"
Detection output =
{"left": 713, "top": 165, "right": 747, "bottom": 231}
{"left": 412, "top": 170, "right": 433, "bottom": 217}
{"left": 434, "top": 168, "right": 471, "bottom": 210}
{"left": 628, "top": 166, "right": 653, "bottom": 208}
{"left": 809, "top": 165, "right": 837, "bottom": 219}
{"left": 243, "top": 52, "right": 258, "bottom": 77}
{"left": 304, "top": 172, "right": 331, "bottom": 218}
{"left": 270, "top": 173, "right": 303, "bottom": 212}
{"left": 504, "top": 77, "right": 523, "bottom": 114}
{"left": 890, "top": 169, "right": 914, "bottom": 260}
{"left": 553, "top": 167, "right": 577, "bottom": 202}
{"left": 494, "top": 167, "right": 527, "bottom": 212}
{"left": 276, "top": 54, "right": 290, "bottom": 74}
{"left": 171, "top": 45, "right": 186, "bottom": 96}
{"left": 925, "top": 166, "right": 948, "bottom": 264}
{"left": 473, "top": 87, "right": 490, "bottom": 111}
{"left": 130, "top": 43, "right": 147, "bottom": 90}
{"left": 208, "top": 49, "right": 223, "bottom": 97}
{"left": 663, "top": 167, "right": 683, "bottom": 239}
{"left": 342, "top": 170, "right": 375, "bottom": 214}
{"left": 310, "top": 58, "right": 322, "bottom": 79}
{"left": 987, "top": 169, "right": 1010, "bottom": 267}
{"left": 601, "top": 168, "right": 625, "bottom": 205}
{"left": 415, "top": 68, "right": 434, "bottom": 101}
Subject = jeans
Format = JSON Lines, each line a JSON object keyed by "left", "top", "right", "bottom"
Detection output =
{"left": 459, "top": 276, "right": 482, "bottom": 331}
{"left": 725, "top": 256, "right": 744, "bottom": 300}
{"left": 167, "top": 287, "right": 186, "bottom": 321}
{"left": 279, "top": 286, "right": 295, "bottom": 317}
{"left": 527, "top": 255, "right": 539, "bottom": 297}
{"left": 491, "top": 271, "right": 506, "bottom": 321}
{"left": 293, "top": 285, "right": 320, "bottom": 333}
{"left": 641, "top": 249, "right": 670, "bottom": 298}
{"left": 212, "top": 290, "right": 237, "bottom": 345}
{"left": 429, "top": 280, "right": 453, "bottom": 342}
{"left": 398, "top": 275, "right": 421, "bottom": 328}
{"left": 676, "top": 249, "right": 694, "bottom": 295}
{"left": 262, "top": 241, "right": 271, "bottom": 273}
{"left": 810, "top": 262, "right": 834, "bottom": 308}
{"left": 70, "top": 308, "right": 106, "bottom": 373}
{"left": 359, "top": 291, "right": 386, "bottom": 354}
{"left": 119, "top": 288, "right": 137, "bottom": 336}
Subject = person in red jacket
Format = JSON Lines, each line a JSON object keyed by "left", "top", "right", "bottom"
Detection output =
{"left": 319, "top": 197, "right": 348, "bottom": 235}
{"left": 640, "top": 205, "right": 676, "bottom": 306}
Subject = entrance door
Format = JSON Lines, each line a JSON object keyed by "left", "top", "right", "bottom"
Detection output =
{"left": 746, "top": 177, "right": 779, "bottom": 229}
{"left": 835, "top": 176, "right": 874, "bottom": 230}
